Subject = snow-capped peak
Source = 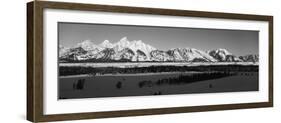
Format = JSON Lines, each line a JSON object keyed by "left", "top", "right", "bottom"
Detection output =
{"left": 113, "top": 37, "right": 156, "bottom": 55}
{"left": 174, "top": 48, "right": 217, "bottom": 62}
{"left": 209, "top": 48, "right": 232, "bottom": 55}
{"left": 78, "top": 40, "right": 93, "bottom": 45}
{"left": 59, "top": 44, "right": 64, "bottom": 49}
{"left": 76, "top": 40, "right": 103, "bottom": 52}
{"left": 132, "top": 40, "right": 143, "bottom": 44}
{"left": 207, "top": 48, "right": 241, "bottom": 62}
{"left": 59, "top": 37, "right": 255, "bottom": 63}
{"left": 99, "top": 40, "right": 114, "bottom": 48}
{"left": 119, "top": 37, "right": 130, "bottom": 44}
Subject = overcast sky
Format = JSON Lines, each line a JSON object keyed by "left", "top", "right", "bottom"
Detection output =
{"left": 58, "top": 22, "right": 258, "bottom": 56}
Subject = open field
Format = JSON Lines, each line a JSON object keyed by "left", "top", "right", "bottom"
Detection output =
{"left": 59, "top": 72, "right": 258, "bottom": 99}
{"left": 58, "top": 62, "right": 259, "bottom": 99}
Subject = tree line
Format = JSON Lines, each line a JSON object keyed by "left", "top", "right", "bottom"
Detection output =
{"left": 59, "top": 65, "right": 258, "bottom": 76}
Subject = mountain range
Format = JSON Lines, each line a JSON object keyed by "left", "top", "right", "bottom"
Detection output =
{"left": 59, "top": 37, "right": 258, "bottom": 63}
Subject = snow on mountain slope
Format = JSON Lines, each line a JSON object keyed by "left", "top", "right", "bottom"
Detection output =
{"left": 166, "top": 49, "right": 185, "bottom": 61}
{"left": 208, "top": 49, "right": 246, "bottom": 62}
{"left": 136, "top": 50, "right": 148, "bottom": 61}
{"left": 208, "top": 49, "right": 232, "bottom": 61}
{"left": 239, "top": 54, "right": 259, "bottom": 62}
{"left": 113, "top": 48, "right": 135, "bottom": 61}
{"left": 183, "top": 48, "right": 217, "bottom": 62}
{"left": 113, "top": 37, "right": 131, "bottom": 51}
{"left": 95, "top": 48, "right": 116, "bottom": 60}
{"left": 75, "top": 40, "right": 104, "bottom": 57}
{"left": 76, "top": 40, "right": 102, "bottom": 51}
{"left": 59, "top": 45, "right": 70, "bottom": 57}
{"left": 113, "top": 37, "right": 156, "bottom": 58}
{"left": 99, "top": 40, "right": 114, "bottom": 48}
{"left": 59, "top": 38, "right": 256, "bottom": 63}
{"left": 225, "top": 55, "right": 243, "bottom": 62}
{"left": 63, "top": 47, "right": 88, "bottom": 61}
{"left": 168, "top": 48, "right": 217, "bottom": 62}
{"left": 150, "top": 50, "right": 173, "bottom": 61}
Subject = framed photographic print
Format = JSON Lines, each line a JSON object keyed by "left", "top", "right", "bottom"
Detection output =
{"left": 27, "top": 1, "right": 273, "bottom": 122}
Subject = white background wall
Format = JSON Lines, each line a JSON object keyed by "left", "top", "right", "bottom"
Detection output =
{"left": 0, "top": 0, "right": 279, "bottom": 122}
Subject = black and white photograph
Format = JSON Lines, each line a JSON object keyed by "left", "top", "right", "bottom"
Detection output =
{"left": 58, "top": 22, "right": 259, "bottom": 99}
